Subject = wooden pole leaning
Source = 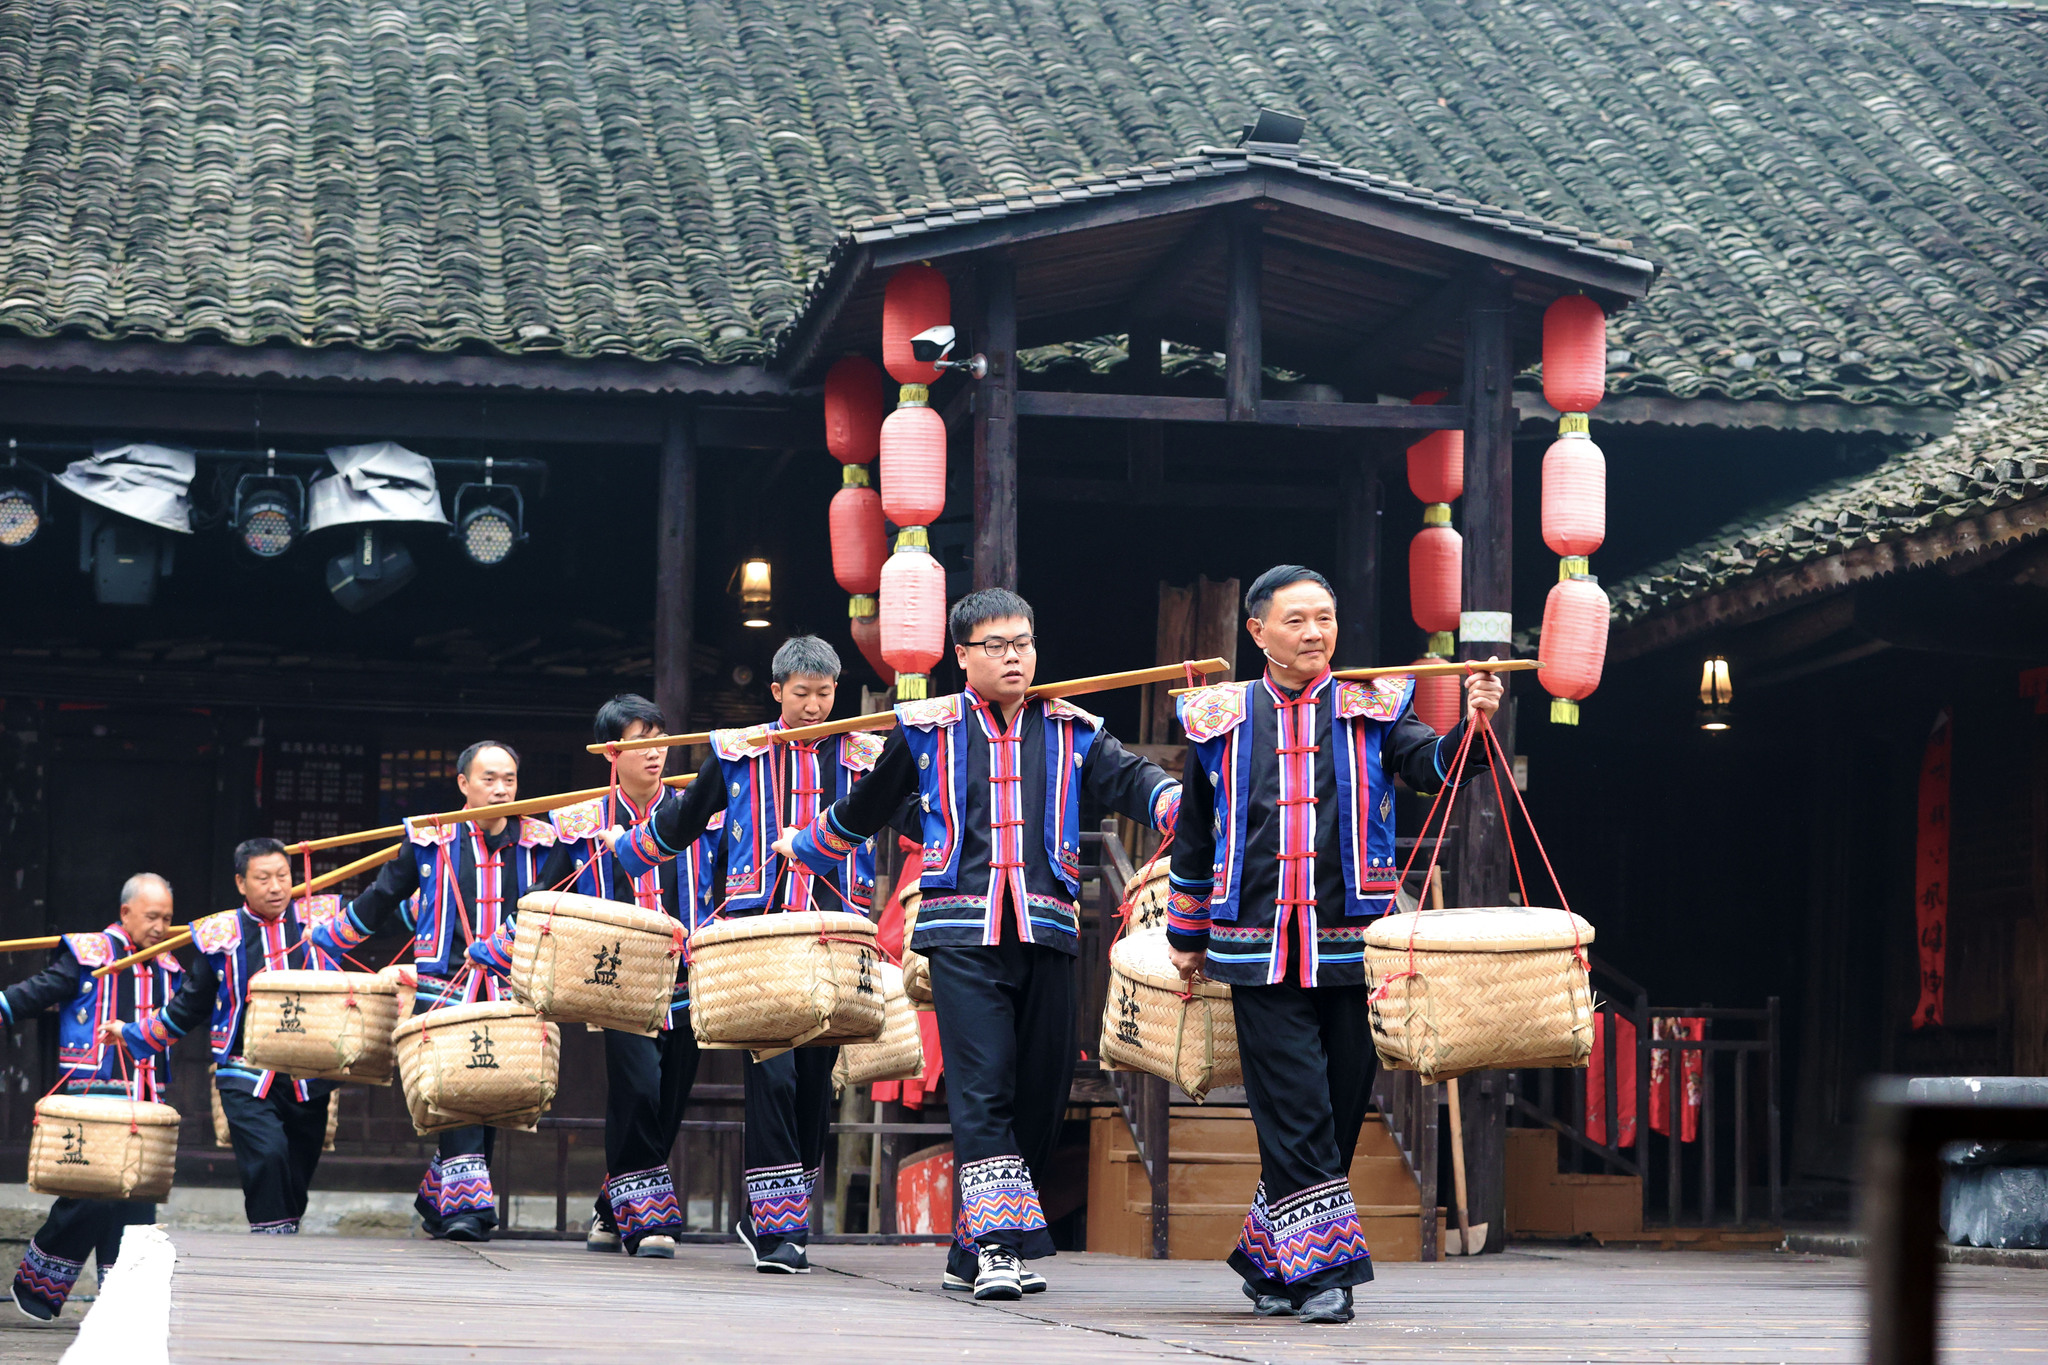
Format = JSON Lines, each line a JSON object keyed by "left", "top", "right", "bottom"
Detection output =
{"left": 92, "top": 842, "right": 405, "bottom": 979}
{"left": 1167, "top": 657, "right": 1539, "bottom": 696}
{"left": 278, "top": 773, "right": 698, "bottom": 857}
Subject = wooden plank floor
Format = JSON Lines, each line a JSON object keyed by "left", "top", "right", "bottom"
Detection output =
{"left": 161, "top": 1233, "right": 2048, "bottom": 1364}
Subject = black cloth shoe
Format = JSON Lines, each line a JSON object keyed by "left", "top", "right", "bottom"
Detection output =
{"left": 10, "top": 1282, "right": 57, "bottom": 1322}
{"left": 439, "top": 1214, "right": 491, "bottom": 1243}
{"left": 1241, "top": 1281, "right": 1295, "bottom": 1317}
{"left": 1298, "top": 1287, "right": 1354, "bottom": 1324}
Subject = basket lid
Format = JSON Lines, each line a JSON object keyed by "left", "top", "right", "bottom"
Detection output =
{"left": 516, "top": 890, "right": 678, "bottom": 937}
{"left": 35, "top": 1095, "right": 181, "bottom": 1127}
{"left": 1123, "top": 858, "right": 1170, "bottom": 900}
{"left": 248, "top": 968, "right": 396, "bottom": 995}
{"left": 393, "top": 999, "right": 547, "bottom": 1041}
{"left": 1110, "top": 930, "right": 1231, "bottom": 999}
{"left": 689, "top": 909, "right": 876, "bottom": 950}
{"left": 1363, "top": 906, "right": 1596, "bottom": 952}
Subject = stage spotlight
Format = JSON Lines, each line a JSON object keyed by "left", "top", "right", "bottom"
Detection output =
{"left": 233, "top": 463, "right": 305, "bottom": 559}
{"left": 325, "top": 526, "right": 418, "bottom": 614}
{"left": 453, "top": 480, "right": 524, "bottom": 566}
{"left": 0, "top": 454, "right": 46, "bottom": 548}
{"left": 56, "top": 444, "right": 195, "bottom": 606}
{"left": 307, "top": 442, "right": 447, "bottom": 611}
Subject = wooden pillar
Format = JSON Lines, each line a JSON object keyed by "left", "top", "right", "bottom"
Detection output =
{"left": 655, "top": 403, "right": 697, "bottom": 755}
{"left": 1335, "top": 463, "right": 1381, "bottom": 668}
{"left": 972, "top": 254, "right": 1018, "bottom": 591}
{"left": 1225, "top": 209, "right": 1263, "bottom": 423}
{"left": 1455, "top": 265, "right": 1515, "bottom": 1253}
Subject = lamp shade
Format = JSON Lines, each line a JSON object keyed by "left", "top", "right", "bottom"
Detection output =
{"left": 882, "top": 264, "right": 951, "bottom": 386}
{"left": 1409, "top": 519, "right": 1462, "bottom": 636}
{"left": 824, "top": 356, "right": 887, "bottom": 465}
{"left": 1538, "top": 574, "right": 1610, "bottom": 703}
{"left": 1411, "top": 658, "right": 1462, "bottom": 736}
{"left": 879, "top": 402, "right": 947, "bottom": 527}
{"left": 829, "top": 485, "right": 887, "bottom": 596}
{"left": 880, "top": 537, "right": 947, "bottom": 692}
{"left": 1542, "top": 295, "right": 1607, "bottom": 414}
{"left": 850, "top": 610, "right": 895, "bottom": 685}
{"left": 1541, "top": 433, "right": 1606, "bottom": 557}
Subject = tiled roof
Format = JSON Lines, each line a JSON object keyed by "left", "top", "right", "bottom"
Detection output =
{"left": 1609, "top": 365, "right": 2048, "bottom": 627}
{"left": 0, "top": 0, "right": 2044, "bottom": 405}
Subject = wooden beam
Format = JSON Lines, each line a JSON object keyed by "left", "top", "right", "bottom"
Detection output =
{"left": 778, "top": 248, "right": 872, "bottom": 381}
{"left": 1225, "top": 209, "right": 1264, "bottom": 423}
{"left": 1129, "top": 216, "right": 1229, "bottom": 323}
{"left": 1012, "top": 389, "right": 1465, "bottom": 429}
{"left": 1513, "top": 390, "right": 1958, "bottom": 437}
{"left": 864, "top": 179, "right": 1257, "bottom": 270}
{"left": 973, "top": 255, "right": 1020, "bottom": 591}
{"left": 1342, "top": 276, "right": 1467, "bottom": 386}
{"left": 656, "top": 404, "right": 697, "bottom": 754}
{"left": 1021, "top": 478, "right": 1327, "bottom": 509}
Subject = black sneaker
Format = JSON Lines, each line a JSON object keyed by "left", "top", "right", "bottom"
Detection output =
{"left": 9, "top": 1283, "right": 56, "bottom": 1322}
{"left": 1241, "top": 1281, "right": 1295, "bottom": 1317}
{"left": 439, "top": 1214, "right": 491, "bottom": 1244}
{"left": 973, "top": 1246, "right": 1023, "bottom": 1301}
{"left": 1298, "top": 1287, "right": 1354, "bottom": 1324}
{"left": 735, "top": 1222, "right": 809, "bottom": 1274}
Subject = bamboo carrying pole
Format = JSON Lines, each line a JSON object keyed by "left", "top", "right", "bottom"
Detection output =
{"left": 278, "top": 773, "right": 698, "bottom": 858}
{"left": 93, "top": 842, "right": 404, "bottom": 978}
{"left": 1167, "top": 656, "right": 1539, "bottom": 697}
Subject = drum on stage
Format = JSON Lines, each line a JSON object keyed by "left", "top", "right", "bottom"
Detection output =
{"left": 687, "top": 911, "right": 885, "bottom": 1056}
{"left": 898, "top": 885, "right": 933, "bottom": 1012}
{"left": 509, "top": 891, "right": 680, "bottom": 1037}
{"left": 1365, "top": 906, "right": 1596, "bottom": 1083}
{"left": 1098, "top": 931, "right": 1240, "bottom": 1103}
{"left": 242, "top": 969, "right": 401, "bottom": 1085}
{"left": 393, "top": 1000, "right": 560, "bottom": 1135}
{"left": 833, "top": 961, "right": 924, "bottom": 1090}
{"left": 29, "top": 1095, "right": 179, "bottom": 1201}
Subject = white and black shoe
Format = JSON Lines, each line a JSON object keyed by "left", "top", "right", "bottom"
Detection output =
{"left": 1018, "top": 1267, "right": 1046, "bottom": 1294}
{"left": 973, "top": 1245, "right": 1024, "bottom": 1301}
{"left": 587, "top": 1215, "right": 621, "bottom": 1254}
{"left": 942, "top": 1270, "right": 974, "bottom": 1291}
{"left": 735, "top": 1222, "right": 810, "bottom": 1274}
{"left": 632, "top": 1234, "right": 677, "bottom": 1259}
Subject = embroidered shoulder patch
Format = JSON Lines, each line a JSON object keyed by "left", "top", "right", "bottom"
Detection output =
{"left": 896, "top": 694, "right": 964, "bottom": 730}
{"left": 1335, "top": 676, "right": 1413, "bottom": 722}
{"left": 711, "top": 724, "right": 775, "bottom": 761}
{"left": 706, "top": 809, "right": 727, "bottom": 832}
{"left": 406, "top": 819, "right": 457, "bottom": 847}
{"left": 62, "top": 933, "right": 113, "bottom": 968}
{"left": 840, "top": 730, "right": 887, "bottom": 771}
{"left": 295, "top": 894, "right": 345, "bottom": 929}
{"left": 550, "top": 796, "right": 608, "bottom": 843}
{"left": 191, "top": 910, "right": 243, "bottom": 955}
{"left": 1177, "top": 682, "right": 1251, "bottom": 742}
{"left": 517, "top": 816, "right": 557, "bottom": 848}
{"left": 1043, "top": 697, "right": 1103, "bottom": 729}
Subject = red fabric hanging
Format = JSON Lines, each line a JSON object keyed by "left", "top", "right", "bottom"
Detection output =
{"left": 1650, "top": 1018, "right": 1704, "bottom": 1143}
{"left": 871, "top": 838, "right": 943, "bottom": 1109}
{"left": 1584, "top": 1011, "right": 1637, "bottom": 1148}
{"left": 1912, "top": 709, "right": 1952, "bottom": 1029}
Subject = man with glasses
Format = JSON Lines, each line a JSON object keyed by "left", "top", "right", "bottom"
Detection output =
{"left": 776, "top": 589, "right": 1180, "bottom": 1301}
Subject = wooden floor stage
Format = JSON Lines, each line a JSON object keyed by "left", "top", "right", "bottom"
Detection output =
{"left": 12, "top": 1233, "right": 2047, "bottom": 1363}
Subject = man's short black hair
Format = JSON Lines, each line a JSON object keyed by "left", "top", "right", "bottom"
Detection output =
{"left": 457, "top": 739, "right": 521, "bottom": 777}
{"left": 949, "top": 588, "right": 1035, "bottom": 645}
{"left": 593, "top": 694, "right": 666, "bottom": 744}
{"left": 234, "top": 837, "right": 288, "bottom": 877}
{"left": 1245, "top": 565, "right": 1336, "bottom": 620}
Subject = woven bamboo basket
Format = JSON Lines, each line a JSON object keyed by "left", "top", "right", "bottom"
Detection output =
{"left": 1099, "top": 931, "right": 1240, "bottom": 1102}
{"left": 1122, "top": 859, "right": 1172, "bottom": 933}
{"left": 509, "top": 891, "right": 680, "bottom": 1037}
{"left": 833, "top": 962, "right": 924, "bottom": 1090}
{"left": 241, "top": 970, "right": 400, "bottom": 1085}
{"left": 379, "top": 963, "right": 417, "bottom": 1020}
{"left": 688, "top": 911, "right": 885, "bottom": 1055}
{"left": 29, "top": 1095, "right": 179, "bottom": 1200}
{"left": 393, "top": 1001, "right": 560, "bottom": 1136}
{"left": 1364, "top": 906, "right": 1597, "bottom": 1083}
{"left": 899, "top": 885, "right": 933, "bottom": 1012}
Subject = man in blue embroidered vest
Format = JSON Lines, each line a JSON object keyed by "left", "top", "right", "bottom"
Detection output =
{"left": 118, "top": 840, "right": 345, "bottom": 1236}
{"left": 310, "top": 739, "right": 566, "bottom": 1243}
{"left": 5, "top": 872, "right": 178, "bottom": 1320}
{"left": 602, "top": 636, "right": 896, "bottom": 1274}
{"left": 469, "top": 694, "right": 720, "bottom": 1259}
{"left": 1165, "top": 566, "right": 1501, "bottom": 1324}
{"left": 775, "top": 590, "right": 1180, "bottom": 1301}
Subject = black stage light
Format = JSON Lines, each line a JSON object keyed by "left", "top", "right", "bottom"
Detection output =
{"left": 453, "top": 480, "right": 525, "bottom": 566}
{"left": 233, "top": 467, "right": 305, "bottom": 559}
{"left": 0, "top": 453, "right": 46, "bottom": 548}
{"left": 325, "top": 527, "right": 417, "bottom": 613}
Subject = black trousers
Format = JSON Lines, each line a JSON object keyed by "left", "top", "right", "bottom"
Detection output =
{"left": 927, "top": 935, "right": 1074, "bottom": 1282}
{"left": 12, "top": 1197, "right": 155, "bottom": 1314}
{"left": 1229, "top": 981, "right": 1378, "bottom": 1302}
{"left": 593, "top": 1020, "right": 700, "bottom": 1247}
{"left": 418, "top": 1124, "right": 497, "bottom": 1236}
{"left": 741, "top": 1044, "right": 838, "bottom": 1254}
{"left": 218, "top": 1084, "right": 331, "bottom": 1233}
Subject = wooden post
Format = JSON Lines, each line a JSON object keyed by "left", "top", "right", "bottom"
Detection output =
{"left": 656, "top": 404, "right": 697, "bottom": 751}
{"left": 1225, "top": 209, "right": 1263, "bottom": 423}
{"left": 1455, "top": 265, "right": 1516, "bottom": 1253}
{"left": 973, "top": 253, "right": 1019, "bottom": 591}
{"left": 1336, "top": 464, "right": 1381, "bottom": 667}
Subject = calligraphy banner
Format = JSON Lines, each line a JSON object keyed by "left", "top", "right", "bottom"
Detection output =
{"left": 1912, "top": 709, "right": 1952, "bottom": 1030}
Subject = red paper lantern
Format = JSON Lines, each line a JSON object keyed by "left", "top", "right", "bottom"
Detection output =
{"left": 1542, "top": 295, "right": 1607, "bottom": 414}
{"left": 879, "top": 401, "right": 947, "bottom": 527}
{"left": 883, "top": 265, "right": 951, "bottom": 387}
{"left": 1409, "top": 515, "right": 1462, "bottom": 636}
{"left": 1406, "top": 391, "right": 1464, "bottom": 505}
{"left": 1541, "top": 433, "right": 1606, "bottom": 558}
{"left": 880, "top": 535, "right": 947, "bottom": 697}
{"left": 849, "top": 610, "right": 895, "bottom": 685}
{"left": 830, "top": 483, "right": 887, "bottom": 596}
{"left": 1538, "top": 574, "right": 1610, "bottom": 724}
{"left": 1411, "top": 659, "right": 1462, "bottom": 736}
{"left": 824, "top": 356, "right": 887, "bottom": 465}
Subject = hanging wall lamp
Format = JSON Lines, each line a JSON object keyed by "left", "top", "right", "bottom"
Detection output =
{"left": 1699, "top": 656, "right": 1734, "bottom": 731}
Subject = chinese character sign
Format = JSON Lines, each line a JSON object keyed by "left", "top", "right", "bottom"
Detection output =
{"left": 1912, "top": 709, "right": 1952, "bottom": 1030}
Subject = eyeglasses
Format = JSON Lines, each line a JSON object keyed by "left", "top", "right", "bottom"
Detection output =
{"left": 964, "top": 634, "right": 1037, "bottom": 658}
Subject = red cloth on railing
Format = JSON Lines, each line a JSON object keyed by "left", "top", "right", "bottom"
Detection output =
{"left": 871, "top": 838, "right": 943, "bottom": 1110}
{"left": 1585, "top": 1013, "right": 1704, "bottom": 1145}
{"left": 1651, "top": 1016, "right": 1704, "bottom": 1143}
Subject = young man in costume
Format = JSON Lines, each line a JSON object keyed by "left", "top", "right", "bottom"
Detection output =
{"left": 470, "top": 694, "right": 720, "bottom": 1259}
{"left": 775, "top": 590, "right": 1181, "bottom": 1301}
{"left": 309, "top": 740, "right": 561, "bottom": 1243}
{"left": 5, "top": 873, "right": 179, "bottom": 1319}
{"left": 118, "top": 840, "right": 346, "bottom": 1236}
{"left": 1165, "top": 565, "right": 1501, "bottom": 1324}
{"left": 602, "top": 636, "right": 893, "bottom": 1274}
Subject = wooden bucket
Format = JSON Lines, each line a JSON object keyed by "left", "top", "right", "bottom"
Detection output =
{"left": 393, "top": 1000, "right": 560, "bottom": 1135}
{"left": 1364, "top": 907, "right": 1596, "bottom": 1083}
{"left": 1099, "top": 932, "right": 1240, "bottom": 1102}
{"left": 241, "top": 969, "right": 401, "bottom": 1085}
{"left": 833, "top": 962, "right": 924, "bottom": 1089}
{"left": 509, "top": 891, "right": 680, "bottom": 1037}
{"left": 1122, "top": 859, "right": 1172, "bottom": 933}
{"left": 900, "top": 885, "right": 933, "bottom": 1012}
{"left": 688, "top": 911, "right": 885, "bottom": 1055}
{"left": 29, "top": 1095, "right": 179, "bottom": 1201}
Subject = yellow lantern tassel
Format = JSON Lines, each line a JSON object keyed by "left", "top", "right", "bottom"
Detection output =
{"left": 1550, "top": 697, "right": 1580, "bottom": 725}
